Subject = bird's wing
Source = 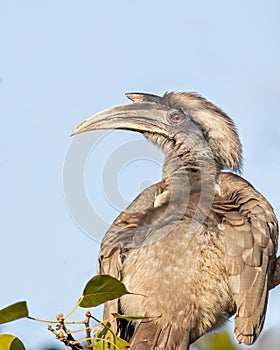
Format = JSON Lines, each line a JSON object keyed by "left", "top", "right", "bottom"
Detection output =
{"left": 215, "top": 173, "right": 278, "bottom": 345}
{"left": 98, "top": 182, "right": 164, "bottom": 326}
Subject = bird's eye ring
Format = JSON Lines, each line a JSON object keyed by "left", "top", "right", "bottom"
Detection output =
{"left": 169, "top": 112, "right": 184, "bottom": 123}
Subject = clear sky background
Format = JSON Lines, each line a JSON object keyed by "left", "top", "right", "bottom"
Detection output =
{"left": 1, "top": 1, "right": 280, "bottom": 349}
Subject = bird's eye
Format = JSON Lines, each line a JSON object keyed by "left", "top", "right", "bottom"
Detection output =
{"left": 169, "top": 112, "right": 184, "bottom": 123}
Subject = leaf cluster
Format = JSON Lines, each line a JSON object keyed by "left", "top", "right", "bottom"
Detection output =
{"left": 0, "top": 275, "right": 138, "bottom": 350}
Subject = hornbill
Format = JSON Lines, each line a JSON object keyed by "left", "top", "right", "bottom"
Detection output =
{"left": 72, "top": 92, "right": 280, "bottom": 349}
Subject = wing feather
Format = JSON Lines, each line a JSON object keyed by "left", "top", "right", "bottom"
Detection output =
{"left": 216, "top": 173, "right": 278, "bottom": 345}
{"left": 98, "top": 183, "right": 160, "bottom": 332}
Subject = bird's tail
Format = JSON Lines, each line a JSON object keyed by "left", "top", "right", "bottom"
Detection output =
{"left": 129, "top": 320, "right": 190, "bottom": 350}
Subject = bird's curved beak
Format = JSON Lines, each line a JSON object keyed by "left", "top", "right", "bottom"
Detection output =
{"left": 71, "top": 102, "right": 170, "bottom": 136}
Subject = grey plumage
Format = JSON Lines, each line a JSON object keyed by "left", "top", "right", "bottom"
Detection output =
{"left": 72, "top": 92, "right": 280, "bottom": 349}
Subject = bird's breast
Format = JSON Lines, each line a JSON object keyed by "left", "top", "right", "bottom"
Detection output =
{"left": 120, "top": 221, "right": 235, "bottom": 341}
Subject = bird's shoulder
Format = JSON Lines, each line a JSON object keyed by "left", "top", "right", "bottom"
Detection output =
{"left": 98, "top": 181, "right": 169, "bottom": 273}
{"left": 215, "top": 172, "right": 278, "bottom": 248}
{"left": 98, "top": 181, "right": 169, "bottom": 322}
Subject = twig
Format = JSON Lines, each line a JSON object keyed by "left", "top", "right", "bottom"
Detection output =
{"left": 84, "top": 311, "right": 92, "bottom": 349}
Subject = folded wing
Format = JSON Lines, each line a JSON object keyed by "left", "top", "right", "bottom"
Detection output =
{"left": 215, "top": 173, "right": 278, "bottom": 344}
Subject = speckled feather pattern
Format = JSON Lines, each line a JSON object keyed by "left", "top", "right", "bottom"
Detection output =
{"left": 99, "top": 173, "right": 278, "bottom": 348}
{"left": 120, "top": 219, "right": 235, "bottom": 342}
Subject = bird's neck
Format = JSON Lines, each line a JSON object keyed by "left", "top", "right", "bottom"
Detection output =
{"left": 162, "top": 146, "right": 219, "bottom": 228}
{"left": 162, "top": 145, "right": 218, "bottom": 187}
{"left": 144, "top": 132, "right": 219, "bottom": 203}
{"left": 157, "top": 145, "right": 218, "bottom": 224}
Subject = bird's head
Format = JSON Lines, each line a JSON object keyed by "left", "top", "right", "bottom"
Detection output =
{"left": 72, "top": 92, "right": 242, "bottom": 172}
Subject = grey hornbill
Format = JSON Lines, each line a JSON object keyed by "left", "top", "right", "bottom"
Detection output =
{"left": 72, "top": 92, "right": 280, "bottom": 349}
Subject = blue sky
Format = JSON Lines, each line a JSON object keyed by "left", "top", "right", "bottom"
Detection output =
{"left": 1, "top": 1, "right": 280, "bottom": 349}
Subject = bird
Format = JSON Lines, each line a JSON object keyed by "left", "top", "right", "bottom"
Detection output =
{"left": 72, "top": 92, "right": 280, "bottom": 350}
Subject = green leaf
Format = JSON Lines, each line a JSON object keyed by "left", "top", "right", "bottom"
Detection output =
{"left": 79, "top": 275, "right": 130, "bottom": 308}
{"left": 0, "top": 302, "right": 29, "bottom": 324}
{"left": 211, "top": 331, "right": 239, "bottom": 350}
{"left": 194, "top": 330, "right": 240, "bottom": 350}
{"left": 114, "top": 335, "right": 130, "bottom": 349}
{"left": 93, "top": 322, "right": 114, "bottom": 350}
{"left": 0, "top": 334, "right": 26, "bottom": 350}
{"left": 96, "top": 321, "right": 112, "bottom": 339}
{"left": 112, "top": 312, "right": 151, "bottom": 320}
{"left": 93, "top": 322, "right": 130, "bottom": 350}
{"left": 93, "top": 335, "right": 130, "bottom": 350}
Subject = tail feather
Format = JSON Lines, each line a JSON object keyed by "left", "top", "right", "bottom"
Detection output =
{"left": 129, "top": 321, "right": 190, "bottom": 350}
